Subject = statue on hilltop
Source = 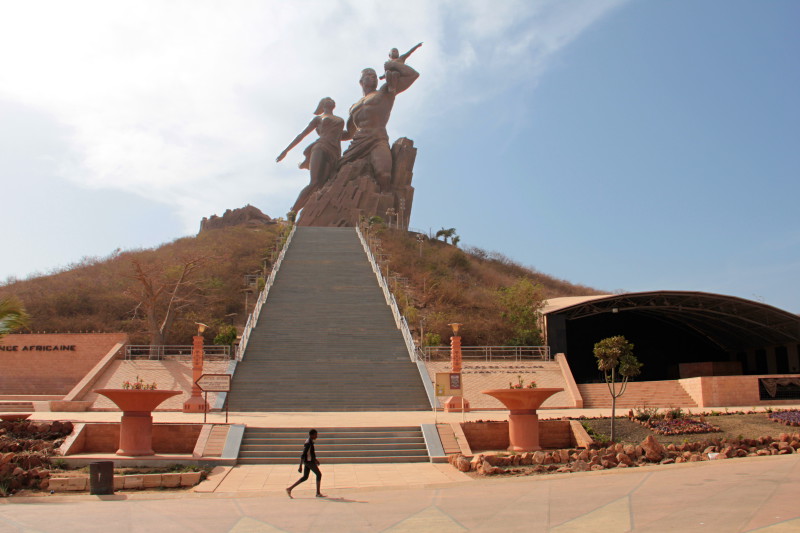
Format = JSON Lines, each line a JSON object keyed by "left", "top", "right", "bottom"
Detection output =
{"left": 277, "top": 97, "right": 345, "bottom": 213}
{"left": 281, "top": 43, "right": 423, "bottom": 229}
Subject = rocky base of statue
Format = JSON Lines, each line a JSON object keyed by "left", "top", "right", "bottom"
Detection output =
{"left": 297, "top": 138, "right": 416, "bottom": 228}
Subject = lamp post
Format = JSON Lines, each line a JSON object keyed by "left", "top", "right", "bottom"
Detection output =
{"left": 183, "top": 322, "right": 209, "bottom": 413}
{"left": 416, "top": 234, "right": 424, "bottom": 257}
{"left": 449, "top": 323, "right": 462, "bottom": 373}
{"left": 385, "top": 207, "right": 396, "bottom": 229}
{"left": 443, "top": 322, "right": 470, "bottom": 412}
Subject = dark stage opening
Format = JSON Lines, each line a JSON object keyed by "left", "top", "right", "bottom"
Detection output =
{"left": 563, "top": 312, "right": 729, "bottom": 383}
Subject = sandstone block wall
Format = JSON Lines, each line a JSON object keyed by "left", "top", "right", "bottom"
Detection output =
{"left": 0, "top": 333, "right": 127, "bottom": 395}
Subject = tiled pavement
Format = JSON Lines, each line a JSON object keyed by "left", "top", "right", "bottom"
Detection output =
{"left": 214, "top": 463, "right": 470, "bottom": 495}
{"left": 81, "top": 359, "right": 230, "bottom": 410}
{"left": 424, "top": 360, "right": 572, "bottom": 409}
{"left": 2, "top": 453, "right": 798, "bottom": 532}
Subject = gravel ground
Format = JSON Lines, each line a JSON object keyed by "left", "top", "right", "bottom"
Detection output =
{"left": 582, "top": 413, "right": 794, "bottom": 445}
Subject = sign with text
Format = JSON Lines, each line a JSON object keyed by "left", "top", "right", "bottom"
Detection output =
{"left": 195, "top": 373, "right": 231, "bottom": 392}
{"left": 435, "top": 372, "right": 462, "bottom": 397}
{"left": 0, "top": 345, "right": 76, "bottom": 352}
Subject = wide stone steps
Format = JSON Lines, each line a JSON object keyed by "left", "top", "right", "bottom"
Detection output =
{"left": 0, "top": 402, "right": 35, "bottom": 413}
{"left": 228, "top": 226, "right": 429, "bottom": 412}
{"left": 578, "top": 380, "right": 698, "bottom": 409}
{"left": 238, "top": 427, "right": 429, "bottom": 464}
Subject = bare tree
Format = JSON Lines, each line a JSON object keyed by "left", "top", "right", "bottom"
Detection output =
{"left": 126, "top": 256, "right": 206, "bottom": 346}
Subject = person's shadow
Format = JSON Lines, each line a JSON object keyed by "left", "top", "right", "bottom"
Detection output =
{"left": 319, "top": 496, "right": 368, "bottom": 504}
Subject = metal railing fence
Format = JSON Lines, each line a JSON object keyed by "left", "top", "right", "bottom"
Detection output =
{"left": 235, "top": 224, "right": 296, "bottom": 361}
{"left": 421, "top": 345, "right": 550, "bottom": 362}
{"left": 125, "top": 345, "right": 231, "bottom": 360}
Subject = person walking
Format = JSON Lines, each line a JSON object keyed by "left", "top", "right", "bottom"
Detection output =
{"left": 286, "top": 429, "right": 324, "bottom": 498}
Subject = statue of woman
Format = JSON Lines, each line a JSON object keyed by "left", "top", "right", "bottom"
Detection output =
{"left": 277, "top": 97, "right": 345, "bottom": 213}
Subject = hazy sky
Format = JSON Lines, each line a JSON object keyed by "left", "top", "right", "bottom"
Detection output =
{"left": 1, "top": 1, "right": 798, "bottom": 313}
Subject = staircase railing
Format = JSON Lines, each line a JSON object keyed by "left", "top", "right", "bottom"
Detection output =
{"left": 235, "top": 224, "right": 297, "bottom": 362}
{"left": 356, "top": 225, "right": 438, "bottom": 409}
{"left": 355, "top": 225, "right": 418, "bottom": 360}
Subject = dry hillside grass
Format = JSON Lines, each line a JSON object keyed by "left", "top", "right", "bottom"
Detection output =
{"left": 0, "top": 225, "right": 284, "bottom": 344}
{"left": 2, "top": 222, "right": 599, "bottom": 347}
{"left": 373, "top": 227, "right": 601, "bottom": 346}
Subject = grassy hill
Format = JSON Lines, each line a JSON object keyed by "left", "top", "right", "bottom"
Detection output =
{"left": 368, "top": 227, "right": 602, "bottom": 346}
{"left": 0, "top": 216, "right": 601, "bottom": 346}
{"left": 0, "top": 223, "right": 286, "bottom": 344}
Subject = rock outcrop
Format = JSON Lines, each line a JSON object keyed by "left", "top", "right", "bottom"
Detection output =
{"left": 199, "top": 205, "right": 274, "bottom": 234}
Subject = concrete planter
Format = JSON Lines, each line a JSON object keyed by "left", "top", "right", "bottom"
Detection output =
{"left": 481, "top": 388, "right": 564, "bottom": 452}
{"left": 94, "top": 389, "right": 181, "bottom": 456}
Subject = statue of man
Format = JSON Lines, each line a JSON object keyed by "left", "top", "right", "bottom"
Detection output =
{"left": 339, "top": 43, "right": 421, "bottom": 192}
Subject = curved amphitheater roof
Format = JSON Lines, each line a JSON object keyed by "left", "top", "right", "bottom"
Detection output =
{"left": 543, "top": 291, "right": 800, "bottom": 350}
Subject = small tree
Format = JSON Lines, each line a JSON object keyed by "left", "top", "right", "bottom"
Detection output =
{"left": 497, "top": 278, "right": 545, "bottom": 346}
{"left": 593, "top": 335, "right": 642, "bottom": 442}
{"left": 0, "top": 297, "right": 29, "bottom": 339}
{"left": 213, "top": 324, "right": 238, "bottom": 347}
{"left": 435, "top": 227, "right": 457, "bottom": 244}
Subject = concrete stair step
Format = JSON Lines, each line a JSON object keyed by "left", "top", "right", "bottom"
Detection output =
{"left": 237, "top": 456, "right": 429, "bottom": 465}
{"left": 237, "top": 425, "right": 429, "bottom": 464}
{"left": 228, "top": 226, "right": 429, "bottom": 412}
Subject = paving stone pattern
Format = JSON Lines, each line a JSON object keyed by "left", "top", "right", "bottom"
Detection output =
{"left": 84, "top": 360, "right": 229, "bottom": 410}
{"left": 228, "top": 227, "right": 430, "bottom": 411}
{"left": 424, "top": 361, "right": 572, "bottom": 409}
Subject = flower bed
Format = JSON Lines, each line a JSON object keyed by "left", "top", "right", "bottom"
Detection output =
{"left": 638, "top": 417, "right": 722, "bottom": 436}
{"left": 768, "top": 409, "right": 800, "bottom": 427}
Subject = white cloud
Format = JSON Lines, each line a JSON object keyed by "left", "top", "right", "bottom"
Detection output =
{"left": 0, "top": 0, "right": 624, "bottom": 231}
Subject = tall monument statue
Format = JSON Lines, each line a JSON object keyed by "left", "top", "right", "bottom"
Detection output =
{"left": 291, "top": 43, "right": 422, "bottom": 228}
{"left": 276, "top": 97, "right": 345, "bottom": 213}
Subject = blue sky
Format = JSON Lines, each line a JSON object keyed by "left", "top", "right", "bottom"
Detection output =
{"left": 1, "top": 1, "right": 798, "bottom": 313}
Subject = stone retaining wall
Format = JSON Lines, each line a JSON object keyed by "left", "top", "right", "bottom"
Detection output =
{"left": 48, "top": 471, "right": 201, "bottom": 492}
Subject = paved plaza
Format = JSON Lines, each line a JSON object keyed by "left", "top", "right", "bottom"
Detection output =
{"left": 1, "top": 408, "right": 798, "bottom": 532}
{"left": 1, "top": 453, "right": 798, "bottom": 532}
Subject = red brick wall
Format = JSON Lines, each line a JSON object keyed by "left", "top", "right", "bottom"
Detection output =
{"left": 72, "top": 423, "right": 201, "bottom": 454}
{"left": 0, "top": 333, "right": 127, "bottom": 395}
{"left": 680, "top": 374, "right": 800, "bottom": 407}
{"left": 461, "top": 420, "right": 576, "bottom": 452}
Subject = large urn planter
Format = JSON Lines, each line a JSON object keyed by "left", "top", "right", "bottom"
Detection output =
{"left": 481, "top": 388, "right": 563, "bottom": 452}
{"left": 95, "top": 389, "right": 181, "bottom": 456}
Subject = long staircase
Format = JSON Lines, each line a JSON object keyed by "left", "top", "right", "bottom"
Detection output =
{"left": 238, "top": 427, "right": 428, "bottom": 464}
{"left": 578, "top": 380, "right": 698, "bottom": 409}
{"left": 228, "top": 227, "right": 430, "bottom": 411}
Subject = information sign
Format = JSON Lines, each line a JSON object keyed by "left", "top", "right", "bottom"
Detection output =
{"left": 195, "top": 373, "right": 231, "bottom": 392}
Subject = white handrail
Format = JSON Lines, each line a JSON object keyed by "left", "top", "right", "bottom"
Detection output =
{"left": 235, "top": 224, "right": 297, "bottom": 361}
{"left": 355, "top": 225, "right": 418, "bottom": 361}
